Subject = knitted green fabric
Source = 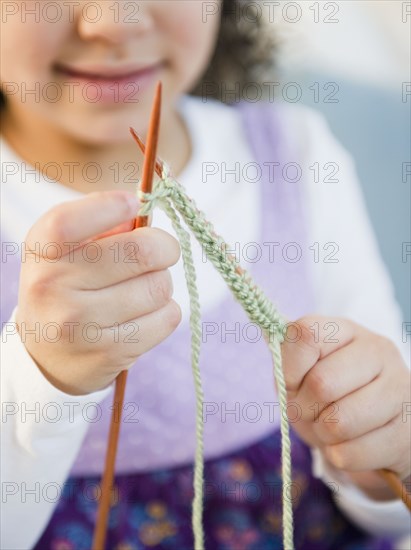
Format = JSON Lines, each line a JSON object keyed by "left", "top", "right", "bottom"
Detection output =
{"left": 138, "top": 165, "right": 294, "bottom": 550}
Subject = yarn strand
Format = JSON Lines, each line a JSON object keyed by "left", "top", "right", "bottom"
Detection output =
{"left": 155, "top": 199, "right": 205, "bottom": 550}
{"left": 138, "top": 165, "right": 294, "bottom": 550}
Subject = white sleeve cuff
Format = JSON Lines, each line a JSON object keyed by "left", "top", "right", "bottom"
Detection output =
{"left": 1, "top": 307, "right": 113, "bottom": 550}
{"left": 311, "top": 448, "right": 411, "bottom": 540}
{"left": 1, "top": 307, "right": 113, "bottom": 453}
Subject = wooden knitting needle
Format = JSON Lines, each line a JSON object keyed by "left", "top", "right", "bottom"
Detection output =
{"left": 129, "top": 128, "right": 163, "bottom": 178}
{"left": 92, "top": 82, "right": 162, "bottom": 550}
{"left": 377, "top": 469, "right": 411, "bottom": 511}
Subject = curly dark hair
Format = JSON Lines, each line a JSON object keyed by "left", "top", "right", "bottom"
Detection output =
{"left": 192, "top": 0, "right": 277, "bottom": 102}
{"left": 0, "top": 0, "right": 276, "bottom": 107}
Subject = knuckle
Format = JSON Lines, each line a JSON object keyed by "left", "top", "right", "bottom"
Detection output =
{"left": 322, "top": 409, "right": 350, "bottom": 442}
{"left": 296, "top": 316, "right": 319, "bottom": 338}
{"left": 132, "top": 233, "right": 155, "bottom": 272}
{"left": 147, "top": 270, "right": 173, "bottom": 307}
{"left": 306, "top": 369, "right": 333, "bottom": 402}
{"left": 42, "top": 207, "right": 69, "bottom": 243}
{"left": 58, "top": 304, "right": 83, "bottom": 327}
{"left": 28, "top": 271, "right": 57, "bottom": 299}
{"left": 286, "top": 317, "right": 321, "bottom": 357}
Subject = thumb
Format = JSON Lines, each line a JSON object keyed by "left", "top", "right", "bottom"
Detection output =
{"left": 93, "top": 204, "right": 153, "bottom": 241}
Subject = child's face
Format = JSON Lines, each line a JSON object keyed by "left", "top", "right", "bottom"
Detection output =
{"left": 0, "top": 1, "right": 221, "bottom": 144}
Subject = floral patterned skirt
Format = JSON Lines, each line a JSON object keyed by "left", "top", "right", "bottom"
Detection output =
{"left": 34, "top": 430, "right": 393, "bottom": 550}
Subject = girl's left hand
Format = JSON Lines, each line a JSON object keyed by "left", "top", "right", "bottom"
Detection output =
{"left": 281, "top": 316, "right": 411, "bottom": 500}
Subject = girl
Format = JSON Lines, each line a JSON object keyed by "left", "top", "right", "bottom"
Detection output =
{"left": 1, "top": 1, "right": 410, "bottom": 549}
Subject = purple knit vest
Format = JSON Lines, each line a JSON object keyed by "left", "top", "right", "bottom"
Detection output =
{"left": 1, "top": 102, "right": 316, "bottom": 475}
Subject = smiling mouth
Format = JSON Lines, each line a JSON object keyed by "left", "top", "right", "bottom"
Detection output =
{"left": 54, "top": 62, "right": 164, "bottom": 82}
{"left": 52, "top": 62, "right": 165, "bottom": 103}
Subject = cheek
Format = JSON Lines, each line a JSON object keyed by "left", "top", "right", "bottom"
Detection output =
{"left": 0, "top": 19, "right": 66, "bottom": 84}
{"left": 159, "top": 2, "right": 221, "bottom": 92}
{"left": 0, "top": 13, "right": 79, "bottom": 129}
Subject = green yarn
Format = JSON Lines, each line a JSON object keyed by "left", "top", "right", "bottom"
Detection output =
{"left": 138, "top": 165, "right": 294, "bottom": 550}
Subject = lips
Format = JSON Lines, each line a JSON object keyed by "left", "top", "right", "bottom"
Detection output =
{"left": 55, "top": 62, "right": 163, "bottom": 82}
{"left": 53, "top": 62, "right": 164, "bottom": 103}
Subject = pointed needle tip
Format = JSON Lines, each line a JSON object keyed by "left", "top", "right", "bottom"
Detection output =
{"left": 139, "top": 83, "right": 162, "bottom": 195}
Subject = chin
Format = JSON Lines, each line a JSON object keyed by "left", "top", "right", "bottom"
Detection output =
{"left": 58, "top": 109, "right": 147, "bottom": 146}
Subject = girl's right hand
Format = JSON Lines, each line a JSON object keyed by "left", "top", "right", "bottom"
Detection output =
{"left": 15, "top": 191, "right": 182, "bottom": 395}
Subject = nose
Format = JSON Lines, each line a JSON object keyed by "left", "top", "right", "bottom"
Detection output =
{"left": 77, "top": 1, "right": 154, "bottom": 45}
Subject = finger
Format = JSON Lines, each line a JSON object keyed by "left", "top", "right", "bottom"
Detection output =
{"left": 81, "top": 270, "right": 174, "bottom": 325}
{"left": 93, "top": 220, "right": 136, "bottom": 241}
{"left": 313, "top": 374, "right": 402, "bottom": 445}
{"left": 26, "top": 191, "right": 139, "bottom": 259}
{"left": 101, "top": 300, "right": 182, "bottom": 366}
{"left": 62, "top": 227, "right": 180, "bottom": 289}
{"left": 282, "top": 317, "right": 356, "bottom": 396}
{"left": 323, "top": 413, "right": 406, "bottom": 473}
{"left": 284, "top": 416, "right": 323, "bottom": 448}
{"left": 296, "top": 336, "right": 384, "bottom": 418}
{"left": 93, "top": 213, "right": 153, "bottom": 240}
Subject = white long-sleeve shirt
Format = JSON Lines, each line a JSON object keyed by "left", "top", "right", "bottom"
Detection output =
{"left": 1, "top": 96, "right": 410, "bottom": 548}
